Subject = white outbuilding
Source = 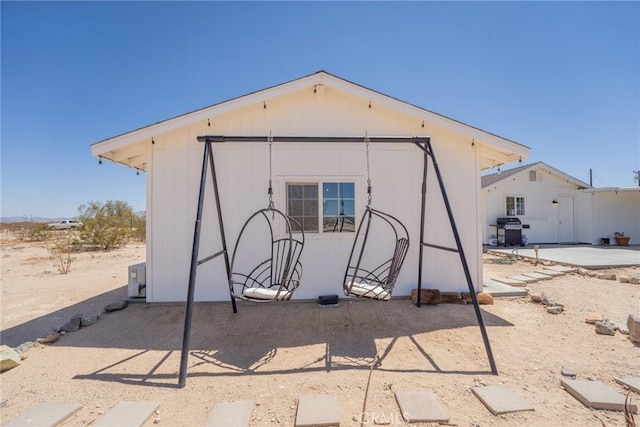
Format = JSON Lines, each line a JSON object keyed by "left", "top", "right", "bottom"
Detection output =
{"left": 482, "top": 161, "right": 640, "bottom": 245}
{"left": 92, "top": 71, "right": 530, "bottom": 303}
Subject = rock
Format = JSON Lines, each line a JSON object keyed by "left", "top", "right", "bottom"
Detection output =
{"left": 628, "top": 314, "right": 640, "bottom": 343}
{"left": 618, "top": 323, "right": 629, "bottom": 335}
{"left": 59, "top": 317, "right": 81, "bottom": 333}
{"left": 104, "top": 300, "right": 128, "bottom": 312}
{"left": 37, "top": 329, "right": 61, "bottom": 344}
{"left": 547, "top": 306, "right": 564, "bottom": 314}
{"left": 597, "top": 272, "right": 616, "bottom": 281}
{"left": 584, "top": 315, "right": 603, "bottom": 325}
{"left": 561, "top": 367, "right": 577, "bottom": 378}
{"left": 13, "top": 342, "right": 40, "bottom": 355}
{"left": 577, "top": 268, "right": 590, "bottom": 276}
{"left": 80, "top": 314, "right": 98, "bottom": 327}
{"left": 619, "top": 276, "right": 631, "bottom": 283}
{"left": 476, "top": 292, "right": 494, "bottom": 305}
{"left": 540, "top": 295, "right": 563, "bottom": 308}
{"left": 0, "top": 345, "right": 21, "bottom": 372}
{"left": 595, "top": 320, "right": 616, "bottom": 336}
{"left": 410, "top": 289, "right": 440, "bottom": 305}
{"left": 629, "top": 275, "right": 640, "bottom": 285}
{"left": 440, "top": 292, "right": 466, "bottom": 304}
{"left": 586, "top": 271, "right": 598, "bottom": 277}
{"left": 530, "top": 293, "right": 544, "bottom": 303}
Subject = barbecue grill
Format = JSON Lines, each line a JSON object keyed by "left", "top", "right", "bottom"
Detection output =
{"left": 496, "top": 217, "right": 523, "bottom": 246}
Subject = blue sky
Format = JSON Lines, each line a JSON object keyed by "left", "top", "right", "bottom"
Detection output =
{"left": 2, "top": 1, "right": 638, "bottom": 218}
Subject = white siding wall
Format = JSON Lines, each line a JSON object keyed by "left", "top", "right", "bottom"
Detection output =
{"left": 483, "top": 168, "right": 584, "bottom": 244}
{"left": 147, "top": 87, "right": 482, "bottom": 302}
{"left": 590, "top": 190, "right": 640, "bottom": 245}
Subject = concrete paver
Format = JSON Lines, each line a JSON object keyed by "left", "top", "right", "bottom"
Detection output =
{"left": 506, "top": 275, "right": 539, "bottom": 283}
{"left": 472, "top": 385, "right": 534, "bottom": 415}
{"left": 5, "top": 403, "right": 81, "bottom": 427}
{"left": 482, "top": 280, "right": 528, "bottom": 297}
{"left": 521, "top": 272, "right": 553, "bottom": 280}
{"left": 491, "top": 277, "right": 527, "bottom": 286}
{"left": 295, "top": 394, "right": 339, "bottom": 427}
{"left": 561, "top": 379, "right": 638, "bottom": 412}
{"left": 394, "top": 390, "right": 449, "bottom": 423}
{"left": 615, "top": 377, "right": 640, "bottom": 394}
{"left": 536, "top": 269, "right": 565, "bottom": 277}
{"left": 95, "top": 401, "right": 159, "bottom": 427}
{"left": 543, "top": 265, "right": 576, "bottom": 273}
{"left": 205, "top": 400, "right": 255, "bottom": 427}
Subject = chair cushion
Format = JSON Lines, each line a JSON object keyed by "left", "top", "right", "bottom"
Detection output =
{"left": 243, "top": 287, "right": 292, "bottom": 301}
{"left": 348, "top": 282, "right": 391, "bottom": 301}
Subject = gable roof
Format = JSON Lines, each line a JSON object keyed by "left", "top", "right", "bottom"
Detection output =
{"left": 481, "top": 161, "right": 592, "bottom": 189}
{"left": 91, "top": 70, "right": 530, "bottom": 171}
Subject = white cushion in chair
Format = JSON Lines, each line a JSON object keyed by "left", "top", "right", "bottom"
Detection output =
{"left": 243, "top": 287, "right": 292, "bottom": 301}
{"left": 349, "top": 282, "right": 391, "bottom": 301}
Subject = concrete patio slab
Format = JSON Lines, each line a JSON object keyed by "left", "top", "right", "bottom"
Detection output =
{"left": 615, "top": 377, "right": 640, "bottom": 394}
{"left": 205, "top": 400, "right": 255, "bottom": 427}
{"left": 394, "top": 390, "right": 449, "bottom": 423}
{"left": 521, "top": 272, "right": 553, "bottom": 280}
{"left": 472, "top": 385, "right": 534, "bottom": 415}
{"left": 295, "top": 394, "right": 339, "bottom": 427}
{"left": 488, "top": 245, "right": 640, "bottom": 268}
{"left": 491, "top": 277, "right": 527, "bottom": 286}
{"left": 483, "top": 280, "right": 528, "bottom": 297}
{"left": 5, "top": 403, "right": 81, "bottom": 427}
{"left": 561, "top": 379, "right": 638, "bottom": 412}
{"left": 507, "top": 274, "right": 539, "bottom": 283}
{"left": 95, "top": 401, "right": 159, "bottom": 427}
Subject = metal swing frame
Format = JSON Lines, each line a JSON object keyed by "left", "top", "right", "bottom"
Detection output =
{"left": 178, "top": 135, "right": 497, "bottom": 388}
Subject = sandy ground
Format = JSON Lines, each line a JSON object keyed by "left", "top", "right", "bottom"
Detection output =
{"left": 0, "top": 231, "right": 639, "bottom": 426}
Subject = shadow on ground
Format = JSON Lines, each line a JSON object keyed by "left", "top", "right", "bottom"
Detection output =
{"left": 49, "top": 298, "right": 513, "bottom": 388}
{"left": 0, "top": 286, "right": 128, "bottom": 347}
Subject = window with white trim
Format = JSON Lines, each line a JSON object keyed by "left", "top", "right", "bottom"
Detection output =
{"left": 506, "top": 196, "right": 525, "bottom": 216}
{"left": 287, "top": 182, "right": 355, "bottom": 233}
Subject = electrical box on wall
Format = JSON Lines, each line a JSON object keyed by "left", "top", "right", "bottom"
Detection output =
{"left": 128, "top": 262, "right": 146, "bottom": 298}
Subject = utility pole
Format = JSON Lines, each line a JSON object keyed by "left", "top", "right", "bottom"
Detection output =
{"left": 589, "top": 168, "right": 593, "bottom": 186}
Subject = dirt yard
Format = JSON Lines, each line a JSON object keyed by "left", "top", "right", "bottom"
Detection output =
{"left": 1, "top": 231, "right": 638, "bottom": 426}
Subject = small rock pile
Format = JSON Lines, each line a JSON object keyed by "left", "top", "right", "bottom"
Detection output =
{"left": 0, "top": 299, "right": 129, "bottom": 373}
{"left": 585, "top": 313, "right": 640, "bottom": 341}
{"left": 530, "top": 292, "right": 564, "bottom": 314}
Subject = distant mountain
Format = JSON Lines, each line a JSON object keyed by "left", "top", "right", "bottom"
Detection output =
{"left": 0, "top": 216, "right": 71, "bottom": 223}
{"left": 1, "top": 211, "right": 145, "bottom": 223}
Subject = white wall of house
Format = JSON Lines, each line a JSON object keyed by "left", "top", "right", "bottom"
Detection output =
{"left": 145, "top": 86, "right": 484, "bottom": 302}
{"left": 483, "top": 167, "right": 587, "bottom": 244}
{"left": 588, "top": 189, "right": 640, "bottom": 245}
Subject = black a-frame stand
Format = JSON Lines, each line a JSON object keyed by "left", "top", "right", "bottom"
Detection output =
{"left": 414, "top": 138, "right": 498, "bottom": 375}
{"left": 178, "top": 135, "right": 497, "bottom": 388}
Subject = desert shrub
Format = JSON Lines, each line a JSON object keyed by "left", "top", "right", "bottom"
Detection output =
{"left": 77, "top": 200, "right": 138, "bottom": 250}
{"left": 49, "top": 237, "right": 76, "bottom": 274}
{"left": 15, "top": 223, "right": 51, "bottom": 242}
{"left": 130, "top": 212, "right": 146, "bottom": 242}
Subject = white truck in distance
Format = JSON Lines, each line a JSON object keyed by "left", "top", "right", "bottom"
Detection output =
{"left": 47, "top": 220, "right": 82, "bottom": 230}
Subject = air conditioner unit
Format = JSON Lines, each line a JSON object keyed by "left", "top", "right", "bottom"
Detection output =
{"left": 128, "top": 262, "right": 146, "bottom": 298}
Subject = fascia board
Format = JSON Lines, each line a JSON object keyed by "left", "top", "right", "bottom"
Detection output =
{"left": 91, "top": 73, "right": 325, "bottom": 156}
{"left": 92, "top": 70, "right": 529, "bottom": 161}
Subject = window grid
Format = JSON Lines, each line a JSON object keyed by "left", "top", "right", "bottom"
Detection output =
{"left": 506, "top": 196, "right": 525, "bottom": 216}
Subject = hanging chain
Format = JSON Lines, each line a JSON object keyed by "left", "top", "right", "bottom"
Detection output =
{"left": 267, "top": 132, "right": 275, "bottom": 211}
{"left": 365, "top": 132, "right": 372, "bottom": 207}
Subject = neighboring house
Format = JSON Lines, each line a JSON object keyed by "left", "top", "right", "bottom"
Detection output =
{"left": 91, "top": 70, "right": 529, "bottom": 302}
{"left": 482, "top": 162, "right": 640, "bottom": 245}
